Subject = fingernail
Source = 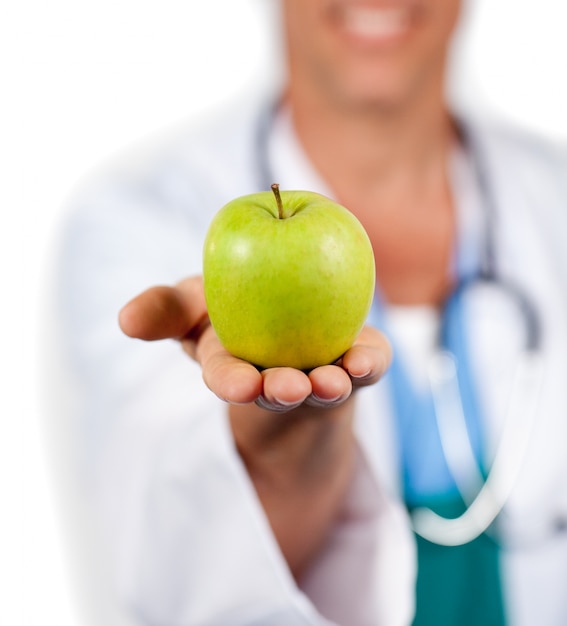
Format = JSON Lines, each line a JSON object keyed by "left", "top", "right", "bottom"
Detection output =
{"left": 306, "top": 393, "right": 349, "bottom": 408}
{"left": 351, "top": 352, "right": 388, "bottom": 380}
{"left": 350, "top": 368, "right": 372, "bottom": 380}
{"left": 255, "top": 396, "right": 302, "bottom": 413}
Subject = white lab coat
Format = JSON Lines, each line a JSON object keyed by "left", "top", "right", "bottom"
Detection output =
{"left": 54, "top": 94, "right": 567, "bottom": 626}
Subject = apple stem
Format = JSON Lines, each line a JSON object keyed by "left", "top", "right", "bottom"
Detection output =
{"left": 271, "top": 183, "right": 284, "bottom": 219}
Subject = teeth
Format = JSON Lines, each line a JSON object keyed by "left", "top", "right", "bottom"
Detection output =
{"left": 343, "top": 7, "right": 410, "bottom": 39}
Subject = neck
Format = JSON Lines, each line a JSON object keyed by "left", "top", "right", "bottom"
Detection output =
{"left": 282, "top": 77, "right": 459, "bottom": 307}
{"left": 284, "top": 78, "right": 456, "bottom": 204}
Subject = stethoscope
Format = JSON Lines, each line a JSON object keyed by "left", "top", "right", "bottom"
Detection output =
{"left": 254, "top": 102, "right": 545, "bottom": 547}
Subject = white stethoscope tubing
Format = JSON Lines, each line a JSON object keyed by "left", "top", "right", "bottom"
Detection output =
{"left": 412, "top": 350, "right": 545, "bottom": 546}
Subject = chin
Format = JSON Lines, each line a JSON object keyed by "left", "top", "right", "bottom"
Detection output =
{"left": 328, "top": 64, "right": 436, "bottom": 115}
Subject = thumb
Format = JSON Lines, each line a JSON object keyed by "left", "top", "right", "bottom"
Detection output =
{"left": 119, "top": 275, "right": 208, "bottom": 341}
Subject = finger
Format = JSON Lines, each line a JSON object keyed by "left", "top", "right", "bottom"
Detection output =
{"left": 193, "top": 325, "right": 263, "bottom": 404}
{"left": 257, "top": 367, "right": 313, "bottom": 412}
{"left": 341, "top": 325, "right": 392, "bottom": 387}
{"left": 306, "top": 365, "right": 352, "bottom": 408}
{"left": 118, "top": 276, "right": 207, "bottom": 341}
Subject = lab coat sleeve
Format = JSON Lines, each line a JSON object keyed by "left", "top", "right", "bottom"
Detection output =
{"left": 54, "top": 165, "right": 415, "bottom": 626}
{"left": 299, "top": 438, "right": 417, "bottom": 626}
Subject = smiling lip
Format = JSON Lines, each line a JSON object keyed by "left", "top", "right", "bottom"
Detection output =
{"left": 329, "top": 2, "right": 420, "bottom": 47}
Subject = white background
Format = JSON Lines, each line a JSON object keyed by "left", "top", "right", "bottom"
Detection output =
{"left": 3, "top": 1, "right": 567, "bottom": 624}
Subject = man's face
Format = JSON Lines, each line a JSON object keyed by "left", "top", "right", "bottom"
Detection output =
{"left": 282, "top": 0, "right": 462, "bottom": 112}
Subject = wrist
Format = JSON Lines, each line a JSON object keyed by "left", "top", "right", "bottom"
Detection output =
{"left": 229, "top": 399, "right": 357, "bottom": 577}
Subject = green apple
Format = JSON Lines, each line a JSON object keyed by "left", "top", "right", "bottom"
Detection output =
{"left": 202, "top": 184, "right": 375, "bottom": 370}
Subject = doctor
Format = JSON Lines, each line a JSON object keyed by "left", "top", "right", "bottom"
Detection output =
{"left": 57, "top": 0, "right": 567, "bottom": 625}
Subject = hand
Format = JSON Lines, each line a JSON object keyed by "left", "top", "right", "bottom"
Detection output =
{"left": 119, "top": 275, "right": 392, "bottom": 577}
{"left": 119, "top": 276, "right": 392, "bottom": 412}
